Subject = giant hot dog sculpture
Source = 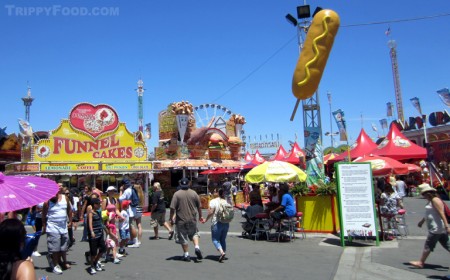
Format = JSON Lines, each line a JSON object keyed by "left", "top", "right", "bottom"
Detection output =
{"left": 292, "top": 9, "right": 340, "bottom": 100}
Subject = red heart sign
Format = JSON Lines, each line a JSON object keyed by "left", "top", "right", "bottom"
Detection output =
{"left": 69, "top": 103, "right": 119, "bottom": 139}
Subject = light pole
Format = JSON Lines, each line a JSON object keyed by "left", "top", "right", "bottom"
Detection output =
{"left": 325, "top": 131, "right": 339, "bottom": 150}
{"left": 327, "top": 92, "right": 336, "bottom": 149}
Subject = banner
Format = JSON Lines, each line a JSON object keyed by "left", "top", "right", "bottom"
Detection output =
{"left": 176, "top": 115, "right": 189, "bottom": 143}
{"left": 18, "top": 119, "right": 32, "bottom": 137}
{"left": 332, "top": 109, "right": 347, "bottom": 141}
{"left": 410, "top": 97, "right": 422, "bottom": 115}
{"left": 379, "top": 119, "right": 388, "bottom": 130}
{"left": 305, "top": 140, "right": 325, "bottom": 187}
{"left": 145, "top": 123, "right": 151, "bottom": 139}
{"left": 371, "top": 123, "right": 377, "bottom": 132}
{"left": 437, "top": 88, "right": 450, "bottom": 107}
{"left": 18, "top": 119, "right": 33, "bottom": 147}
{"left": 386, "top": 102, "right": 393, "bottom": 117}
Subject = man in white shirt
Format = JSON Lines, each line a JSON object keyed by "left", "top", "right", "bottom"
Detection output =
{"left": 118, "top": 178, "right": 138, "bottom": 247}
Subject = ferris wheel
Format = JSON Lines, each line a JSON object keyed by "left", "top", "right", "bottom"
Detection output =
{"left": 193, "top": 103, "right": 246, "bottom": 142}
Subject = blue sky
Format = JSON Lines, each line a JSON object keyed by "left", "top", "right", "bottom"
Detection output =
{"left": 1, "top": 0, "right": 449, "bottom": 156}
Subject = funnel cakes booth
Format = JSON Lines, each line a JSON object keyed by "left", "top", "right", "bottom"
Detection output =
{"left": 153, "top": 101, "right": 246, "bottom": 208}
{"left": 5, "top": 103, "right": 153, "bottom": 209}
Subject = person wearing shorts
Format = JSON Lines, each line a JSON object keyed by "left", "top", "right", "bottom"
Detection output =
{"left": 409, "top": 184, "right": 450, "bottom": 269}
{"left": 42, "top": 184, "right": 73, "bottom": 275}
{"left": 150, "top": 182, "right": 174, "bottom": 240}
{"left": 169, "top": 178, "right": 205, "bottom": 262}
{"left": 87, "top": 198, "right": 107, "bottom": 275}
{"left": 119, "top": 179, "right": 141, "bottom": 247}
{"left": 119, "top": 200, "right": 131, "bottom": 255}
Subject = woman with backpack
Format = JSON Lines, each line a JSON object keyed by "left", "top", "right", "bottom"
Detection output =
{"left": 409, "top": 183, "right": 450, "bottom": 269}
{"left": 203, "top": 188, "right": 230, "bottom": 262}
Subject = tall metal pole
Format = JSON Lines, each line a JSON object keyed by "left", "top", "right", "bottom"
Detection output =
{"left": 136, "top": 79, "right": 144, "bottom": 133}
{"left": 22, "top": 84, "right": 34, "bottom": 123}
{"left": 388, "top": 40, "right": 405, "bottom": 124}
{"left": 327, "top": 92, "right": 333, "bottom": 148}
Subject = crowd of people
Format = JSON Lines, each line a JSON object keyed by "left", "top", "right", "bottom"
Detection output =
{"left": 0, "top": 175, "right": 245, "bottom": 278}
{"left": 0, "top": 178, "right": 149, "bottom": 278}
{"left": 2, "top": 171, "right": 449, "bottom": 278}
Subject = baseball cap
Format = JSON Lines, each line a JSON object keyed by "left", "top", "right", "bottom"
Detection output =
{"left": 179, "top": 178, "right": 190, "bottom": 188}
{"left": 106, "top": 186, "right": 117, "bottom": 192}
{"left": 121, "top": 178, "right": 131, "bottom": 186}
{"left": 121, "top": 200, "right": 131, "bottom": 209}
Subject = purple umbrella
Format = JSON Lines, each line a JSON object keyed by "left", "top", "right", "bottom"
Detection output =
{"left": 0, "top": 172, "right": 60, "bottom": 213}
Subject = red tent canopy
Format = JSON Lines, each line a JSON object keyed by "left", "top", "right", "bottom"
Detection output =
{"left": 284, "top": 142, "right": 306, "bottom": 168}
{"left": 200, "top": 168, "right": 241, "bottom": 175}
{"left": 330, "top": 129, "right": 378, "bottom": 163}
{"left": 242, "top": 150, "right": 266, "bottom": 169}
{"left": 272, "top": 145, "right": 288, "bottom": 161}
{"left": 244, "top": 151, "right": 253, "bottom": 162}
{"left": 371, "top": 124, "right": 427, "bottom": 161}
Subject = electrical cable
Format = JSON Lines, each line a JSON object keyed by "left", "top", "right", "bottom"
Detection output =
{"left": 212, "top": 12, "right": 450, "bottom": 102}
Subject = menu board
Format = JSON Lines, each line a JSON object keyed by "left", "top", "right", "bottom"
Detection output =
{"left": 335, "top": 162, "right": 379, "bottom": 246}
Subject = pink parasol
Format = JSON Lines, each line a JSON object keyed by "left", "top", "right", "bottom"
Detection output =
{"left": 0, "top": 172, "right": 60, "bottom": 213}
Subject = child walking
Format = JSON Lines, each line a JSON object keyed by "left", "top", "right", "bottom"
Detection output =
{"left": 105, "top": 211, "right": 121, "bottom": 264}
{"left": 118, "top": 200, "right": 131, "bottom": 256}
{"left": 87, "top": 198, "right": 107, "bottom": 275}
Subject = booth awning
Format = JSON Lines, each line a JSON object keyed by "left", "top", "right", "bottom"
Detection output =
{"left": 154, "top": 159, "right": 244, "bottom": 170}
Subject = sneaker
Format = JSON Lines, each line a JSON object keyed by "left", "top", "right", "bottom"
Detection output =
{"left": 128, "top": 243, "right": 140, "bottom": 248}
{"left": 195, "top": 248, "right": 203, "bottom": 260}
{"left": 53, "top": 265, "right": 63, "bottom": 274}
{"left": 136, "top": 240, "right": 141, "bottom": 245}
{"left": 168, "top": 231, "right": 174, "bottom": 240}
{"left": 118, "top": 249, "right": 128, "bottom": 256}
{"left": 116, "top": 253, "right": 124, "bottom": 258}
{"left": 89, "top": 267, "right": 97, "bottom": 275}
{"left": 32, "top": 251, "right": 41, "bottom": 257}
{"left": 113, "top": 258, "right": 121, "bottom": 264}
{"left": 95, "top": 262, "right": 103, "bottom": 271}
{"left": 183, "top": 255, "right": 191, "bottom": 262}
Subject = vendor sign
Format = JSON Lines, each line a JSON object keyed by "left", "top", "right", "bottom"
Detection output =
{"left": 33, "top": 103, "right": 147, "bottom": 163}
{"left": 5, "top": 163, "right": 39, "bottom": 173}
{"left": 41, "top": 163, "right": 99, "bottom": 172}
{"left": 102, "top": 162, "right": 152, "bottom": 171}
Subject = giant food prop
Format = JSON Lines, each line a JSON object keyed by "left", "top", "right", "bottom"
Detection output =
{"left": 292, "top": 9, "right": 340, "bottom": 100}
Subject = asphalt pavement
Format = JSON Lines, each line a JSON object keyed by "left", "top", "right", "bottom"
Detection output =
{"left": 29, "top": 196, "right": 450, "bottom": 280}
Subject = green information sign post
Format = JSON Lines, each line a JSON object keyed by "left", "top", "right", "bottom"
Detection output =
{"left": 335, "top": 162, "right": 380, "bottom": 247}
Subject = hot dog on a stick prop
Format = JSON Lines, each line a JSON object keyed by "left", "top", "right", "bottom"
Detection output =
{"left": 292, "top": 9, "right": 340, "bottom": 100}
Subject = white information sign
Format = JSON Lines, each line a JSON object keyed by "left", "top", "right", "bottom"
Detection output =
{"left": 336, "top": 163, "right": 378, "bottom": 244}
